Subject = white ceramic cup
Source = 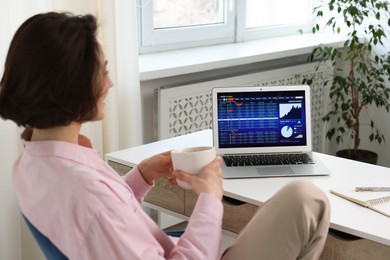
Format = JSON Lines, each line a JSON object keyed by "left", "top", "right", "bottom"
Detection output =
{"left": 171, "top": 146, "right": 216, "bottom": 189}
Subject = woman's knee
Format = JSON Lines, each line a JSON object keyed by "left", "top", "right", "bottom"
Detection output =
{"left": 280, "top": 180, "right": 330, "bottom": 215}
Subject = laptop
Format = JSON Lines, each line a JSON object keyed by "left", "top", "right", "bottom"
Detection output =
{"left": 212, "top": 85, "right": 331, "bottom": 178}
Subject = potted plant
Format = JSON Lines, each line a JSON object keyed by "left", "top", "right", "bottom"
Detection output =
{"left": 302, "top": 0, "right": 390, "bottom": 164}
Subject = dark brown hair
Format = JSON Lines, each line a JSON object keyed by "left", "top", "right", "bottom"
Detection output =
{"left": 0, "top": 12, "right": 102, "bottom": 128}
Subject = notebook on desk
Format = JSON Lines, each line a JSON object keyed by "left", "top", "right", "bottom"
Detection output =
{"left": 331, "top": 179, "right": 390, "bottom": 218}
{"left": 212, "top": 85, "right": 331, "bottom": 179}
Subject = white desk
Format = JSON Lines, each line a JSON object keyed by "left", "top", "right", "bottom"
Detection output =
{"left": 106, "top": 129, "right": 390, "bottom": 246}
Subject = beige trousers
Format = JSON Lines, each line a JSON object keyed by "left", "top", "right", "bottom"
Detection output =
{"left": 221, "top": 180, "right": 330, "bottom": 260}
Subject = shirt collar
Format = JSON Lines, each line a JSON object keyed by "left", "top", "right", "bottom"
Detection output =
{"left": 23, "top": 140, "right": 104, "bottom": 171}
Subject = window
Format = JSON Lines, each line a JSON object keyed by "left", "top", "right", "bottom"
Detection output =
{"left": 138, "top": 0, "right": 315, "bottom": 53}
{"left": 153, "top": 1, "right": 224, "bottom": 28}
{"left": 138, "top": 0, "right": 234, "bottom": 52}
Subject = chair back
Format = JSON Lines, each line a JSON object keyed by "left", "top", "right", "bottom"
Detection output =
{"left": 23, "top": 215, "right": 68, "bottom": 260}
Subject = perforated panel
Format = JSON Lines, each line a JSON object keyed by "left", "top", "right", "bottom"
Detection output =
{"left": 158, "top": 63, "right": 332, "bottom": 152}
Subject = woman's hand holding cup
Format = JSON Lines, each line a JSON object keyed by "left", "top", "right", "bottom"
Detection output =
{"left": 171, "top": 147, "right": 224, "bottom": 200}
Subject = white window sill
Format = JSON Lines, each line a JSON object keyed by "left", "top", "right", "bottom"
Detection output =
{"left": 138, "top": 33, "right": 345, "bottom": 81}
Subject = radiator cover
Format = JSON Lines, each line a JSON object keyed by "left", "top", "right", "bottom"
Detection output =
{"left": 158, "top": 62, "right": 331, "bottom": 153}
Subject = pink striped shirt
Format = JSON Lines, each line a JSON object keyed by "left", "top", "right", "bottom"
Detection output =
{"left": 13, "top": 140, "right": 223, "bottom": 259}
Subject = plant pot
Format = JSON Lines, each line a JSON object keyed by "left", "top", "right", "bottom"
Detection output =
{"left": 335, "top": 149, "right": 378, "bottom": 165}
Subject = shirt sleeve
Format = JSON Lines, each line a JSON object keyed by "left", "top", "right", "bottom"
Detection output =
{"left": 74, "top": 192, "right": 224, "bottom": 260}
{"left": 122, "top": 167, "right": 153, "bottom": 202}
{"left": 170, "top": 193, "right": 224, "bottom": 260}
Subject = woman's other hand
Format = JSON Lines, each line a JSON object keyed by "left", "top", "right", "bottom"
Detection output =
{"left": 173, "top": 157, "right": 224, "bottom": 200}
{"left": 137, "top": 151, "right": 173, "bottom": 185}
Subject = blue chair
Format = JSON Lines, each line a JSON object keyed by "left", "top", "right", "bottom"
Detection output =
{"left": 165, "top": 231, "right": 184, "bottom": 237}
{"left": 23, "top": 215, "right": 68, "bottom": 260}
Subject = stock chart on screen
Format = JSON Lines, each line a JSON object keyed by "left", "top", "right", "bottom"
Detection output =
{"left": 217, "top": 90, "right": 307, "bottom": 148}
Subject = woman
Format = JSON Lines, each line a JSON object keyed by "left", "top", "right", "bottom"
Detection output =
{"left": 0, "top": 12, "right": 330, "bottom": 259}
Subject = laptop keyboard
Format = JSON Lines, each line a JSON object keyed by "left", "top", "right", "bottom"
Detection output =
{"left": 223, "top": 153, "right": 314, "bottom": 167}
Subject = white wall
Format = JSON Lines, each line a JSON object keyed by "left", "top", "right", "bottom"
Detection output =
{"left": 366, "top": 33, "right": 390, "bottom": 167}
{"left": 0, "top": 122, "right": 22, "bottom": 260}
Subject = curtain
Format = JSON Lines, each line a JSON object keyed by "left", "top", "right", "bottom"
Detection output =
{"left": 0, "top": 1, "right": 141, "bottom": 259}
{"left": 96, "top": 0, "right": 143, "bottom": 153}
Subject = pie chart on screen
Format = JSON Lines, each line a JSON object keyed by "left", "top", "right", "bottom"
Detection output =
{"left": 281, "top": 125, "right": 293, "bottom": 138}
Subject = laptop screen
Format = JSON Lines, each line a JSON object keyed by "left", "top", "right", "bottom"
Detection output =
{"left": 216, "top": 90, "right": 308, "bottom": 149}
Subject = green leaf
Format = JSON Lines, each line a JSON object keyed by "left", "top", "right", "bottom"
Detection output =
{"left": 349, "top": 6, "right": 358, "bottom": 16}
{"left": 327, "top": 129, "right": 336, "bottom": 140}
{"left": 341, "top": 103, "right": 349, "bottom": 111}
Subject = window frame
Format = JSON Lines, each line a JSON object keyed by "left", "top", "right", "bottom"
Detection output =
{"left": 138, "top": 0, "right": 235, "bottom": 53}
{"left": 236, "top": 0, "right": 316, "bottom": 42}
{"left": 138, "top": 0, "right": 316, "bottom": 54}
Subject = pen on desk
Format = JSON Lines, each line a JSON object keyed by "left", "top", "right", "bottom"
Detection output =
{"left": 355, "top": 187, "right": 390, "bottom": 192}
